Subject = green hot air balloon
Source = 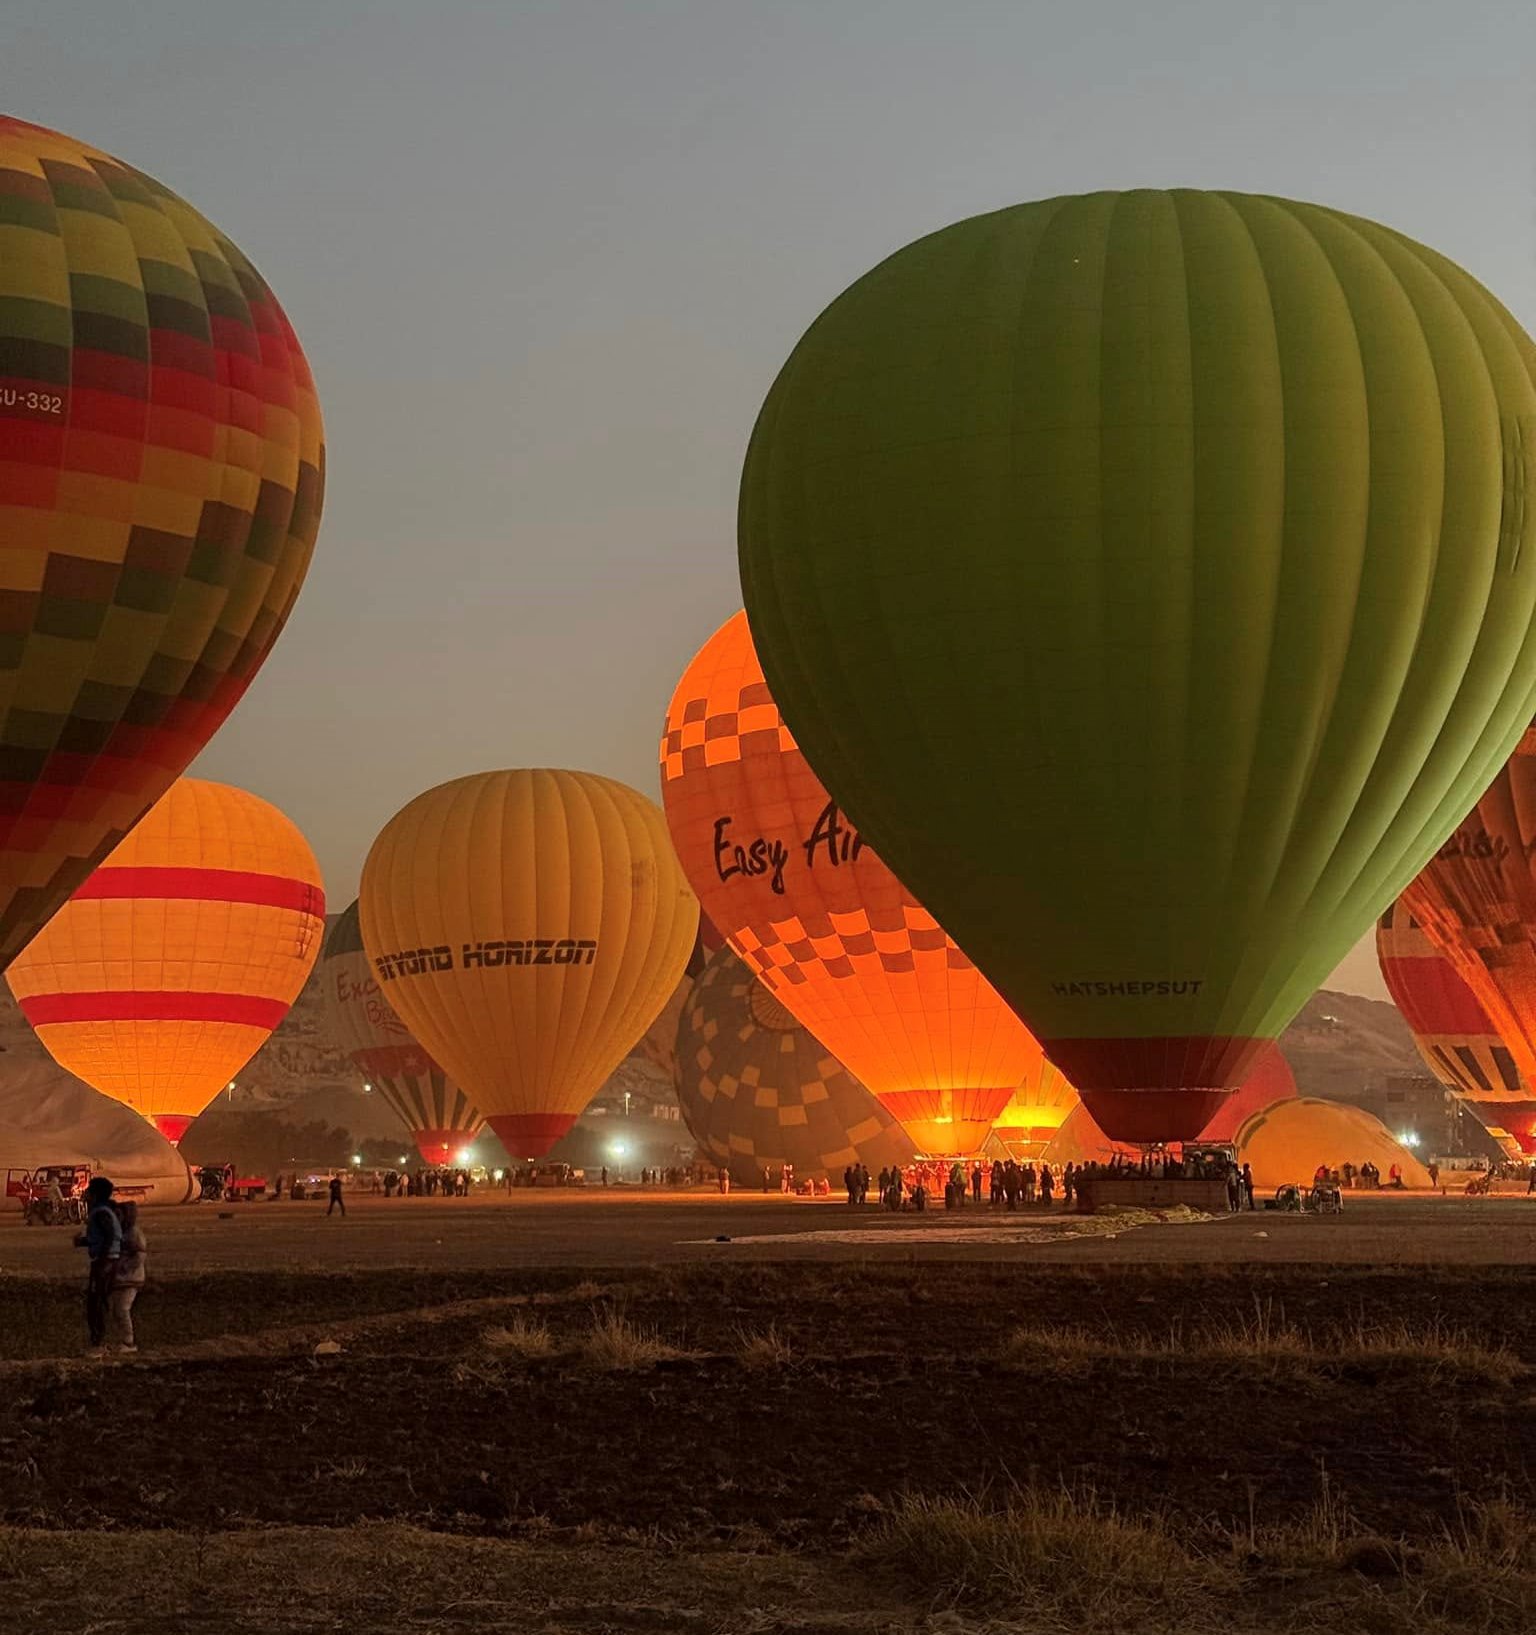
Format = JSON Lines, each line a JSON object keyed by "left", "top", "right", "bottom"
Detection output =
{"left": 739, "top": 189, "right": 1536, "bottom": 1143}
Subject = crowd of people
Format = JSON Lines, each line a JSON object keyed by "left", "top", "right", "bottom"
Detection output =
{"left": 383, "top": 1167, "right": 473, "bottom": 1198}
{"left": 820, "top": 1151, "right": 1266, "bottom": 1213}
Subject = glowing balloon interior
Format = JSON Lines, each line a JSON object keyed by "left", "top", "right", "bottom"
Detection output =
{"left": 662, "top": 611, "right": 1054, "bottom": 1156}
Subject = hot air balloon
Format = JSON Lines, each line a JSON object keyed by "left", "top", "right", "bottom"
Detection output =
{"left": 1042, "top": 1044, "right": 1298, "bottom": 1163}
{"left": 739, "top": 189, "right": 1536, "bottom": 1144}
{"left": 359, "top": 770, "right": 698, "bottom": 1159}
{"left": 0, "top": 116, "right": 323, "bottom": 968}
{"left": 6, "top": 778, "right": 325, "bottom": 1142}
{"left": 321, "top": 901, "right": 482, "bottom": 1167}
{"left": 676, "top": 943, "right": 914, "bottom": 1187}
{"left": 662, "top": 611, "right": 1052, "bottom": 1155}
{"left": 1376, "top": 898, "right": 1535, "bottom": 1154}
{"left": 1234, "top": 1099, "right": 1431, "bottom": 1192}
{"left": 986, "top": 1062, "right": 1079, "bottom": 1161}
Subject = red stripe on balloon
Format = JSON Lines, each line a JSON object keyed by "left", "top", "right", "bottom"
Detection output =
{"left": 19, "top": 991, "right": 289, "bottom": 1028}
{"left": 72, "top": 866, "right": 323, "bottom": 914}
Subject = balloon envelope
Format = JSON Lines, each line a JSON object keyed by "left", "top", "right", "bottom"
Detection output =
{"left": 1234, "top": 1098, "right": 1430, "bottom": 1192}
{"left": 0, "top": 116, "right": 323, "bottom": 968}
{"left": 739, "top": 188, "right": 1536, "bottom": 1144}
{"left": 1377, "top": 897, "right": 1535, "bottom": 1154}
{"left": 7, "top": 777, "right": 325, "bottom": 1140}
{"left": 675, "top": 944, "right": 914, "bottom": 1187}
{"left": 322, "top": 901, "right": 482, "bottom": 1166}
{"left": 359, "top": 769, "right": 699, "bottom": 1158}
{"left": 986, "top": 1062, "right": 1079, "bottom": 1160}
{"left": 662, "top": 611, "right": 1051, "bottom": 1155}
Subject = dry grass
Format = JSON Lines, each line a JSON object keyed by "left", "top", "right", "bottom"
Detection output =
{"left": 862, "top": 1487, "right": 1222, "bottom": 1628}
{"left": 0, "top": 1523, "right": 910, "bottom": 1632}
{"left": 482, "top": 1316, "right": 559, "bottom": 1360}
{"left": 865, "top": 1486, "right": 1536, "bottom": 1633}
{"left": 735, "top": 1324, "right": 795, "bottom": 1369}
{"left": 580, "top": 1312, "right": 690, "bottom": 1370}
{"left": 999, "top": 1300, "right": 1521, "bottom": 1386}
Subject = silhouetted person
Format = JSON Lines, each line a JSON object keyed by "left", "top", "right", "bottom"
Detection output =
{"left": 74, "top": 1176, "right": 119, "bottom": 1357}
{"left": 327, "top": 1174, "right": 345, "bottom": 1217}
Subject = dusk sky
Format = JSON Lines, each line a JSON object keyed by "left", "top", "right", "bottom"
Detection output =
{"left": 11, "top": 0, "right": 1535, "bottom": 1001}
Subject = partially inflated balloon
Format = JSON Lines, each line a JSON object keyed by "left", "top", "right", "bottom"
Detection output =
{"left": 1378, "top": 897, "right": 1535, "bottom": 1154}
{"left": 6, "top": 777, "right": 325, "bottom": 1141}
{"left": 741, "top": 189, "right": 1536, "bottom": 1142}
{"left": 675, "top": 944, "right": 914, "bottom": 1187}
{"left": 988, "top": 1062, "right": 1079, "bottom": 1161}
{"left": 662, "top": 611, "right": 1051, "bottom": 1154}
{"left": 359, "top": 770, "right": 698, "bottom": 1158}
{"left": 0, "top": 116, "right": 324, "bottom": 966}
{"left": 322, "top": 901, "right": 482, "bottom": 1166}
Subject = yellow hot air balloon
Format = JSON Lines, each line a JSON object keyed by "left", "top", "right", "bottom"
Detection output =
{"left": 6, "top": 778, "right": 325, "bottom": 1142}
{"left": 358, "top": 770, "right": 698, "bottom": 1157}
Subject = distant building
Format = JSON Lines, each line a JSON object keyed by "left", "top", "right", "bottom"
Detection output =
{"left": 1345, "top": 1071, "right": 1501, "bottom": 1162}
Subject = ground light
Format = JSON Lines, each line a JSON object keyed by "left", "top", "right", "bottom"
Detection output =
{"left": 610, "top": 1140, "right": 630, "bottom": 1160}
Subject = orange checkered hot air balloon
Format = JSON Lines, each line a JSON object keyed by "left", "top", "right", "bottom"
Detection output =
{"left": 6, "top": 777, "right": 325, "bottom": 1143}
{"left": 661, "top": 611, "right": 1056, "bottom": 1157}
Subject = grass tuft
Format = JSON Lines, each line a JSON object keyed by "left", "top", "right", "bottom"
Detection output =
{"left": 735, "top": 1324, "right": 795, "bottom": 1369}
{"left": 866, "top": 1486, "right": 1536, "bottom": 1633}
{"left": 998, "top": 1299, "right": 1523, "bottom": 1386}
{"left": 862, "top": 1488, "right": 1222, "bottom": 1626}
{"left": 581, "top": 1313, "right": 688, "bottom": 1371}
{"left": 482, "top": 1317, "right": 559, "bottom": 1360}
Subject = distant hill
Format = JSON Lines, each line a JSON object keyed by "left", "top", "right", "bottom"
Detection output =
{"left": 0, "top": 932, "right": 1431, "bottom": 1156}
{"left": 1278, "top": 988, "right": 1425, "bottom": 1101}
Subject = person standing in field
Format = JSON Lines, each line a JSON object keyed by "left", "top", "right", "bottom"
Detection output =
{"left": 110, "top": 1201, "right": 147, "bottom": 1352}
{"left": 327, "top": 1173, "right": 346, "bottom": 1217}
{"left": 74, "top": 1176, "right": 120, "bottom": 1358}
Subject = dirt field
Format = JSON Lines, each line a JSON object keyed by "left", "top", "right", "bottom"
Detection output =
{"left": 11, "top": 1185, "right": 1536, "bottom": 1276}
{"left": 8, "top": 1192, "right": 1536, "bottom": 1632}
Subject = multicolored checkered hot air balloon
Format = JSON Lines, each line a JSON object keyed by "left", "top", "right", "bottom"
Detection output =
{"left": 322, "top": 900, "right": 482, "bottom": 1167}
{"left": 675, "top": 943, "right": 914, "bottom": 1188}
{"left": 6, "top": 777, "right": 325, "bottom": 1142}
{"left": 0, "top": 115, "right": 324, "bottom": 968}
{"left": 661, "top": 611, "right": 1049, "bottom": 1157}
{"left": 1377, "top": 897, "right": 1536, "bottom": 1155}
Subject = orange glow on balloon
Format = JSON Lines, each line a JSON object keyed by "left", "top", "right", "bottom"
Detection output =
{"left": 661, "top": 611, "right": 1058, "bottom": 1156}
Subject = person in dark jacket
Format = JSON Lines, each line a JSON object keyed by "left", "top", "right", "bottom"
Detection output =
{"left": 327, "top": 1174, "right": 346, "bottom": 1217}
{"left": 74, "top": 1176, "right": 120, "bottom": 1357}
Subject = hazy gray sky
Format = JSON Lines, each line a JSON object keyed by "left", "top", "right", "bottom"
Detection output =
{"left": 10, "top": 0, "right": 1535, "bottom": 999}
